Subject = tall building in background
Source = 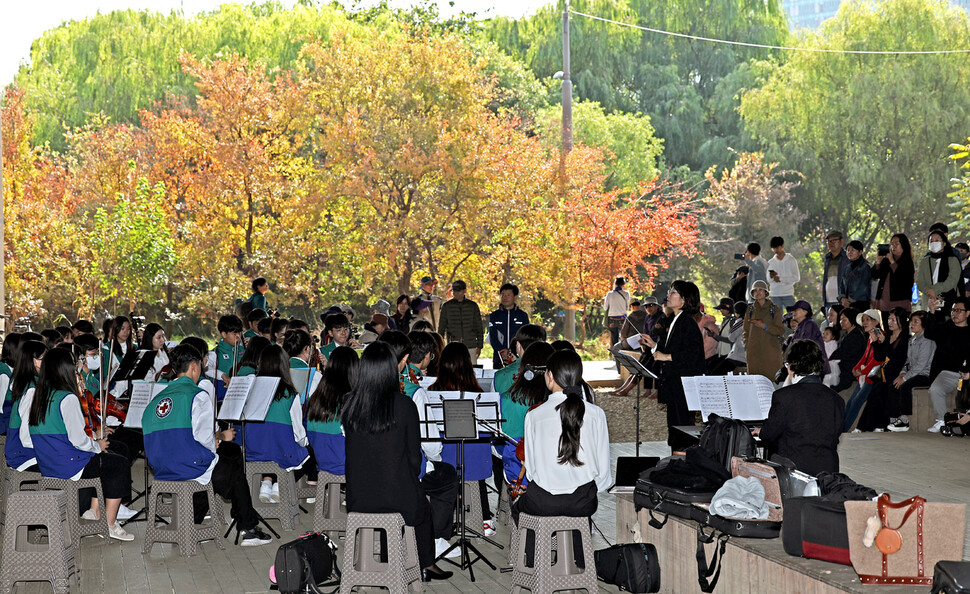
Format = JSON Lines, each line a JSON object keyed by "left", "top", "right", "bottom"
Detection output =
{"left": 783, "top": 0, "right": 970, "bottom": 29}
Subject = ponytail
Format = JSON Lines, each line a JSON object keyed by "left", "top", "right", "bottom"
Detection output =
{"left": 556, "top": 385, "right": 586, "bottom": 467}
{"left": 547, "top": 350, "right": 587, "bottom": 467}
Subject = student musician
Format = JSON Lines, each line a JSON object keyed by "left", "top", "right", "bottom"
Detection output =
{"left": 236, "top": 336, "right": 271, "bottom": 377}
{"left": 0, "top": 333, "right": 23, "bottom": 434}
{"left": 5, "top": 339, "right": 45, "bottom": 472}
{"left": 306, "top": 346, "right": 358, "bottom": 476}
{"left": 102, "top": 316, "right": 134, "bottom": 376}
{"left": 246, "top": 344, "right": 311, "bottom": 504}
{"left": 141, "top": 345, "right": 272, "bottom": 546}
{"left": 138, "top": 323, "right": 170, "bottom": 381}
{"left": 245, "top": 309, "right": 269, "bottom": 342}
{"left": 205, "top": 315, "right": 244, "bottom": 399}
{"left": 319, "top": 313, "right": 362, "bottom": 360}
{"left": 501, "top": 341, "right": 554, "bottom": 491}
{"left": 28, "top": 348, "right": 135, "bottom": 541}
{"left": 283, "top": 330, "right": 322, "bottom": 400}
{"left": 248, "top": 277, "right": 270, "bottom": 312}
{"left": 513, "top": 350, "right": 612, "bottom": 528}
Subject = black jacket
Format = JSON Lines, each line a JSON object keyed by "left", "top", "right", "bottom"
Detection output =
{"left": 656, "top": 313, "right": 706, "bottom": 406}
{"left": 830, "top": 327, "right": 867, "bottom": 391}
{"left": 871, "top": 257, "right": 916, "bottom": 303}
{"left": 924, "top": 318, "right": 970, "bottom": 378}
{"left": 759, "top": 376, "right": 844, "bottom": 476}
{"left": 344, "top": 394, "right": 430, "bottom": 527}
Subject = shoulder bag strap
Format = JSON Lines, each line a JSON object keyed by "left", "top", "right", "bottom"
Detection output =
{"left": 695, "top": 525, "right": 730, "bottom": 593}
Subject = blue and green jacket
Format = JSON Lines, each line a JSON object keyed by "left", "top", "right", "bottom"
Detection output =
{"left": 29, "top": 390, "right": 94, "bottom": 479}
{"left": 244, "top": 387, "right": 309, "bottom": 470}
{"left": 307, "top": 415, "right": 344, "bottom": 475}
{"left": 142, "top": 376, "right": 216, "bottom": 481}
{"left": 0, "top": 362, "right": 14, "bottom": 434}
{"left": 5, "top": 381, "right": 35, "bottom": 469}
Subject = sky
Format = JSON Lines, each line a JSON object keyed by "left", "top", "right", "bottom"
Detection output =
{"left": 0, "top": 0, "right": 552, "bottom": 85}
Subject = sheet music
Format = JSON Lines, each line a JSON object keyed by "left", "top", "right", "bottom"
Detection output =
{"left": 123, "top": 381, "right": 168, "bottom": 429}
{"left": 442, "top": 399, "right": 477, "bottom": 439}
{"left": 725, "top": 375, "right": 774, "bottom": 420}
{"left": 419, "top": 376, "right": 436, "bottom": 388}
{"left": 218, "top": 376, "right": 256, "bottom": 421}
{"left": 423, "top": 391, "right": 461, "bottom": 437}
{"left": 696, "top": 378, "right": 734, "bottom": 421}
{"left": 290, "top": 368, "right": 313, "bottom": 404}
{"left": 681, "top": 377, "right": 701, "bottom": 411}
{"left": 242, "top": 377, "right": 281, "bottom": 421}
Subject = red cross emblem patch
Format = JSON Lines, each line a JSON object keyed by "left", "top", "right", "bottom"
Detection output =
{"left": 155, "top": 397, "right": 173, "bottom": 419}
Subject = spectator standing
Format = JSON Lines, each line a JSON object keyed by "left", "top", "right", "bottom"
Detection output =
{"left": 728, "top": 266, "right": 748, "bottom": 305}
{"left": 414, "top": 276, "right": 444, "bottom": 331}
{"left": 872, "top": 233, "right": 915, "bottom": 316}
{"left": 488, "top": 283, "right": 529, "bottom": 370}
{"left": 743, "top": 243, "right": 768, "bottom": 302}
{"left": 641, "top": 297, "right": 665, "bottom": 341}
{"left": 603, "top": 277, "right": 631, "bottom": 346}
{"left": 840, "top": 240, "right": 872, "bottom": 305}
{"left": 247, "top": 277, "right": 269, "bottom": 312}
{"left": 956, "top": 242, "right": 970, "bottom": 297}
{"left": 822, "top": 231, "right": 850, "bottom": 312}
{"left": 917, "top": 230, "right": 962, "bottom": 313}
{"left": 742, "top": 280, "right": 785, "bottom": 380}
{"left": 391, "top": 294, "right": 413, "bottom": 331}
{"left": 766, "top": 237, "right": 800, "bottom": 309}
{"left": 923, "top": 297, "right": 970, "bottom": 433}
{"left": 708, "top": 298, "right": 744, "bottom": 375}
{"left": 437, "top": 280, "right": 484, "bottom": 363}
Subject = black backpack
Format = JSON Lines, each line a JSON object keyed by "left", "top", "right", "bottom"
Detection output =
{"left": 696, "top": 413, "right": 755, "bottom": 472}
{"left": 273, "top": 532, "right": 339, "bottom": 594}
{"left": 595, "top": 543, "right": 661, "bottom": 593}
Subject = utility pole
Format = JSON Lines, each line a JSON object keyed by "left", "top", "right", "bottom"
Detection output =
{"left": 561, "top": 0, "right": 577, "bottom": 342}
{"left": 0, "top": 89, "right": 6, "bottom": 337}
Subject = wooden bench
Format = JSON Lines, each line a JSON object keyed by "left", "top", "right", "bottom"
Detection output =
{"left": 913, "top": 387, "right": 956, "bottom": 432}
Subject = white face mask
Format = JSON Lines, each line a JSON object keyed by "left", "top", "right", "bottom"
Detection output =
{"left": 929, "top": 241, "right": 944, "bottom": 254}
{"left": 85, "top": 356, "right": 100, "bottom": 371}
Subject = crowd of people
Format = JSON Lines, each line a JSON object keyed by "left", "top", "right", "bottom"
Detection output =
{"left": 0, "top": 274, "right": 612, "bottom": 583}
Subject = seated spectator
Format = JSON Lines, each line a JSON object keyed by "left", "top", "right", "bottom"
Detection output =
{"left": 884, "top": 311, "right": 935, "bottom": 431}
{"left": 857, "top": 308, "right": 910, "bottom": 431}
{"left": 821, "top": 326, "right": 840, "bottom": 388}
{"left": 924, "top": 296, "right": 970, "bottom": 433}
{"left": 786, "top": 300, "right": 830, "bottom": 376}
{"left": 358, "top": 313, "right": 389, "bottom": 345}
{"left": 828, "top": 307, "right": 866, "bottom": 392}
{"left": 842, "top": 309, "right": 886, "bottom": 432}
{"left": 708, "top": 298, "right": 744, "bottom": 375}
{"left": 753, "top": 340, "right": 844, "bottom": 476}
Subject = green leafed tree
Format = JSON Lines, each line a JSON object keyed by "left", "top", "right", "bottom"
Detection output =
{"left": 740, "top": 0, "right": 970, "bottom": 244}
{"left": 91, "top": 179, "right": 176, "bottom": 311}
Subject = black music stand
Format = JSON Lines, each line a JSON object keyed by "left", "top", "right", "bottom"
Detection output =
{"left": 436, "top": 398, "right": 498, "bottom": 582}
{"left": 613, "top": 350, "right": 658, "bottom": 469}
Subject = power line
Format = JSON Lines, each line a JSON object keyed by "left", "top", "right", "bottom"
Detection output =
{"left": 569, "top": 9, "right": 970, "bottom": 55}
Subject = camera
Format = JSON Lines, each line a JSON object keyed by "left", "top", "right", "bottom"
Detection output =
{"left": 734, "top": 253, "right": 745, "bottom": 260}
{"left": 129, "top": 311, "right": 146, "bottom": 324}
{"left": 877, "top": 244, "right": 890, "bottom": 256}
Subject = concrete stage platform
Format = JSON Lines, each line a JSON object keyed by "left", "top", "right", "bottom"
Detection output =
{"left": 3, "top": 430, "right": 965, "bottom": 592}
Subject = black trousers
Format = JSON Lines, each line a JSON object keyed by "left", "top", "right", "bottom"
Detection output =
{"left": 888, "top": 376, "right": 931, "bottom": 417}
{"left": 662, "top": 391, "right": 695, "bottom": 450}
{"left": 80, "top": 451, "right": 131, "bottom": 500}
{"left": 421, "top": 461, "right": 459, "bottom": 539}
{"left": 192, "top": 440, "right": 258, "bottom": 531}
{"left": 511, "top": 481, "right": 597, "bottom": 567}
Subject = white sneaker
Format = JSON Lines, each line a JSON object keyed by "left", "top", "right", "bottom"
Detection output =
{"left": 850, "top": 429, "right": 862, "bottom": 434}
{"left": 80, "top": 509, "right": 99, "bottom": 521}
{"left": 928, "top": 419, "right": 945, "bottom": 433}
{"left": 108, "top": 522, "right": 134, "bottom": 542}
{"left": 116, "top": 504, "right": 138, "bottom": 521}
{"left": 270, "top": 482, "right": 281, "bottom": 503}
{"left": 435, "top": 537, "right": 461, "bottom": 559}
{"left": 259, "top": 479, "right": 273, "bottom": 503}
{"left": 483, "top": 519, "right": 496, "bottom": 536}
{"left": 305, "top": 498, "right": 316, "bottom": 504}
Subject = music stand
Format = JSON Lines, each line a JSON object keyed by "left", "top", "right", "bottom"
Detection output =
{"left": 613, "top": 350, "right": 658, "bottom": 458}
{"left": 217, "top": 376, "right": 282, "bottom": 541}
{"left": 120, "top": 380, "right": 167, "bottom": 526}
{"left": 436, "top": 398, "right": 499, "bottom": 582}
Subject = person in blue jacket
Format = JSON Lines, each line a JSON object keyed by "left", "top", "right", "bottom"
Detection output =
{"left": 142, "top": 344, "right": 271, "bottom": 546}
{"left": 306, "top": 346, "right": 358, "bottom": 476}
{"left": 488, "top": 283, "right": 530, "bottom": 370}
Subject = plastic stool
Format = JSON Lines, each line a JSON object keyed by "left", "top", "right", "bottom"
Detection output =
{"left": 462, "top": 480, "right": 484, "bottom": 535}
{"left": 248, "top": 461, "right": 300, "bottom": 531}
{"left": 143, "top": 479, "right": 226, "bottom": 556}
{"left": 312, "top": 472, "right": 347, "bottom": 537}
{"left": 0, "top": 490, "right": 77, "bottom": 594}
{"left": 496, "top": 483, "right": 511, "bottom": 526}
{"left": 40, "top": 476, "right": 110, "bottom": 549}
{"left": 510, "top": 513, "right": 598, "bottom": 594}
{"left": 339, "top": 512, "right": 422, "bottom": 593}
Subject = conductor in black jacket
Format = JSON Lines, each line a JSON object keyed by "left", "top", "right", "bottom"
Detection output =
{"left": 638, "top": 280, "right": 707, "bottom": 449}
{"left": 341, "top": 342, "right": 453, "bottom": 582}
{"left": 754, "top": 339, "right": 844, "bottom": 476}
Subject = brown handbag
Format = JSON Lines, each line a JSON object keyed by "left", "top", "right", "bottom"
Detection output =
{"left": 845, "top": 494, "right": 966, "bottom": 586}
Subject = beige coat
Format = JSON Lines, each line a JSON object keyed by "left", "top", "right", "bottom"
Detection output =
{"left": 743, "top": 298, "right": 785, "bottom": 380}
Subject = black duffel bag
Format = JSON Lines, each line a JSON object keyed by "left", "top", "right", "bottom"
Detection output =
{"left": 595, "top": 543, "right": 661, "bottom": 593}
{"left": 273, "top": 532, "right": 339, "bottom": 594}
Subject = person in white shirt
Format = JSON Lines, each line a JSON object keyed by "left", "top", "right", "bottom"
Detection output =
{"left": 603, "top": 277, "right": 631, "bottom": 347}
{"left": 513, "top": 349, "right": 612, "bottom": 529}
{"left": 767, "top": 236, "right": 800, "bottom": 309}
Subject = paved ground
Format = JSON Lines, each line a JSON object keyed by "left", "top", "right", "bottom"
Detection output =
{"left": 4, "top": 428, "right": 969, "bottom": 592}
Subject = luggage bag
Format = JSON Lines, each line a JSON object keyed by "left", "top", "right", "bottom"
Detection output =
{"left": 932, "top": 561, "right": 970, "bottom": 593}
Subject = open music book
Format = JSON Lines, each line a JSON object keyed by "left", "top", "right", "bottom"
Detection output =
{"left": 123, "top": 381, "right": 170, "bottom": 429}
{"left": 681, "top": 375, "right": 775, "bottom": 422}
{"left": 217, "top": 375, "right": 281, "bottom": 422}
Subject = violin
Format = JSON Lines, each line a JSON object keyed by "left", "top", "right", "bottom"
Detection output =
{"left": 510, "top": 402, "right": 544, "bottom": 499}
{"left": 76, "top": 368, "right": 100, "bottom": 439}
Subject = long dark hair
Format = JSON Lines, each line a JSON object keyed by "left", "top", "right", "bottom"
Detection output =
{"left": 108, "top": 316, "right": 133, "bottom": 358}
{"left": 670, "top": 280, "right": 701, "bottom": 315}
{"left": 509, "top": 342, "right": 555, "bottom": 406}
{"left": 12, "top": 340, "right": 47, "bottom": 402}
{"left": 341, "top": 342, "right": 401, "bottom": 434}
{"left": 2, "top": 333, "right": 23, "bottom": 367}
{"left": 139, "top": 323, "right": 164, "bottom": 351}
{"left": 307, "top": 346, "right": 359, "bottom": 423}
{"left": 257, "top": 344, "right": 297, "bottom": 401}
{"left": 29, "top": 348, "right": 78, "bottom": 426}
{"left": 547, "top": 349, "right": 586, "bottom": 467}
{"left": 892, "top": 233, "right": 914, "bottom": 269}
{"left": 237, "top": 336, "right": 271, "bottom": 372}
{"left": 429, "top": 343, "right": 482, "bottom": 392}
